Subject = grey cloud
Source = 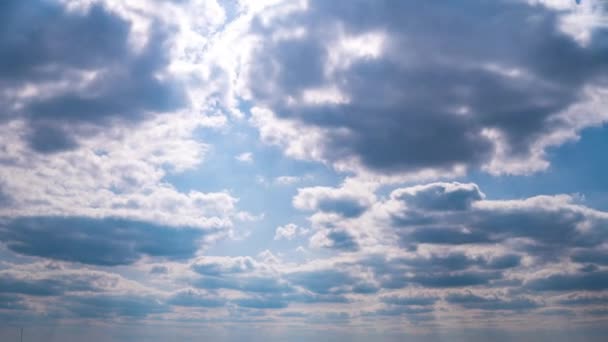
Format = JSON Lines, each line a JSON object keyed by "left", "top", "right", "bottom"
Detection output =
{"left": 362, "top": 254, "right": 502, "bottom": 289}
{"left": 195, "top": 275, "right": 292, "bottom": 294}
{"left": 409, "top": 271, "right": 502, "bottom": 288}
{"left": 0, "top": 216, "right": 207, "bottom": 266}
{"left": 360, "top": 255, "right": 409, "bottom": 289}
{"left": 526, "top": 271, "right": 608, "bottom": 292}
{"left": 558, "top": 294, "right": 608, "bottom": 306}
{"left": 586, "top": 308, "right": 608, "bottom": 317}
{"left": 0, "top": 275, "right": 68, "bottom": 296}
{"left": 474, "top": 207, "right": 595, "bottom": 250}
{"left": 352, "top": 282, "right": 379, "bottom": 294}
{"left": 0, "top": 183, "right": 12, "bottom": 207}
{"left": 278, "top": 311, "right": 307, "bottom": 318}
{"left": 0, "top": 1, "right": 185, "bottom": 153}
{"left": 372, "top": 306, "right": 435, "bottom": 317}
{"left": 0, "top": 271, "right": 111, "bottom": 296}
{"left": 293, "top": 187, "right": 370, "bottom": 218}
{"left": 346, "top": 184, "right": 608, "bottom": 300}
{"left": 248, "top": 0, "right": 608, "bottom": 175}
{"left": 405, "top": 227, "right": 493, "bottom": 245}
{"left": 484, "top": 254, "right": 522, "bottom": 270}
{"left": 317, "top": 198, "right": 367, "bottom": 218}
{"left": 287, "top": 269, "right": 358, "bottom": 294}
{"left": 539, "top": 308, "right": 575, "bottom": 317}
{"left": 0, "top": 2, "right": 128, "bottom": 82}
{"left": 571, "top": 249, "right": 608, "bottom": 265}
{"left": 26, "top": 123, "right": 78, "bottom": 153}
{"left": 399, "top": 253, "right": 483, "bottom": 272}
{"left": 0, "top": 294, "right": 25, "bottom": 310}
{"left": 192, "top": 257, "right": 256, "bottom": 276}
{"left": 580, "top": 264, "right": 600, "bottom": 273}
{"left": 64, "top": 294, "right": 169, "bottom": 319}
{"left": 232, "top": 297, "right": 288, "bottom": 309}
{"left": 168, "top": 290, "right": 226, "bottom": 308}
{"left": 326, "top": 230, "right": 359, "bottom": 252}
{"left": 389, "top": 184, "right": 607, "bottom": 262}
{"left": 446, "top": 293, "right": 540, "bottom": 311}
{"left": 393, "top": 183, "right": 483, "bottom": 212}
{"left": 284, "top": 292, "right": 351, "bottom": 304}
{"left": 306, "top": 312, "right": 351, "bottom": 324}
{"left": 380, "top": 296, "right": 438, "bottom": 307}
{"left": 149, "top": 265, "right": 169, "bottom": 275}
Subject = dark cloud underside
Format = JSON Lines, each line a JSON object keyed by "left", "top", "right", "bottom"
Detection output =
{"left": 0, "top": 216, "right": 206, "bottom": 265}
{"left": 249, "top": 0, "right": 608, "bottom": 174}
{"left": 0, "top": 0, "right": 185, "bottom": 153}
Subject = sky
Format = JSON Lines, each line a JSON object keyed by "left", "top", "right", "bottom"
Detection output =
{"left": 1, "top": 0, "right": 608, "bottom": 341}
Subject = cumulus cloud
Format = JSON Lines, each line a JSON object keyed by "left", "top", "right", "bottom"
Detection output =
{"left": 525, "top": 271, "right": 608, "bottom": 292}
{"left": 446, "top": 292, "right": 540, "bottom": 311}
{"left": 293, "top": 183, "right": 374, "bottom": 218}
{"left": 0, "top": 0, "right": 186, "bottom": 153}
{"left": 0, "top": 294, "right": 25, "bottom": 310}
{"left": 0, "top": 264, "right": 147, "bottom": 298}
{"left": 64, "top": 294, "right": 170, "bottom": 319}
{"left": 391, "top": 182, "right": 484, "bottom": 212}
{"left": 274, "top": 176, "right": 303, "bottom": 186}
{"left": 284, "top": 181, "right": 608, "bottom": 318}
{"left": 0, "top": 216, "right": 209, "bottom": 266}
{"left": 168, "top": 289, "right": 226, "bottom": 308}
{"left": 385, "top": 183, "right": 608, "bottom": 261}
{"left": 0, "top": 3, "right": 246, "bottom": 303}
{"left": 232, "top": 296, "right": 288, "bottom": 309}
{"left": 246, "top": 0, "right": 608, "bottom": 178}
{"left": 192, "top": 256, "right": 260, "bottom": 276}
{"left": 380, "top": 295, "right": 438, "bottom": 307}
{"left": 0, "top": 107, "right": 239, "bottom": 228}
{"left": 286, "top": 269, "right": 359, "bottom": 294}
{"left": 274, "top": 223, "right": 308, "bottom": 241}
{"left": 235, "top": 152, "right": 254, "bottom": 163}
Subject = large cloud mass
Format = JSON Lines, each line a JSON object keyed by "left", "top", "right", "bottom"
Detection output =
{"left": 247, "top": 0, "right": 608, "bottom": 177}
{"left": 0, "top": 0, "right": 185, "bottom": 153}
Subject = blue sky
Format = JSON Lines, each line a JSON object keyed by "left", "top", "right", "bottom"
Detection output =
{"left": 1, "top": 0, "right": 608, "bottom": 341}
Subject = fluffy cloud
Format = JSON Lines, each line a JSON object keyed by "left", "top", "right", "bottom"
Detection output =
{"left": 246, "top": 0, "right": 608, "bottom": 179}
{"left": 286, "top": 269, "right": 359, "bottom": 295}
{"left": 192, "top": 256, "right": 261, "bottom": 276}
{"left": 0, "top": 294, "right": 25, "bottom": 310}
{"left": 274, "top": 223, "right": 308, "bottom": 241}
{"left": 0, "top": 216, "right": 210, "bottom": 266}
{"left": 0, "top": 1, "right": 249, "bottom": 276}
{"left": 168, "top": 289, "right": 226, "bottom": 308}
{"left": 526, "top": 271, "right": 608, "bottom": 292}
{"left": 279, "top": 181, "right": 608, "bottom": 320}
{"left": 235, "top": 152, "right": 254, "bottom": 163}
{"left": 64, "top": 294, "right": 170, "bottom": 319}
{"left": 385, "top": 183, "right": 608, "bottom": 261}
{"left": 446, "top": 292, "right": 540, "bottom": 311}
{"left": 0, "top": 0, "right": 186, "bottom": 153}
{"left": 391, "top": 183, "right": 484, "bottom": 212}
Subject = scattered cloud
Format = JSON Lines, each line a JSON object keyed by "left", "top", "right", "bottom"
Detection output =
{"left": 235, "top": 152, "right": 254, "bottom": 163}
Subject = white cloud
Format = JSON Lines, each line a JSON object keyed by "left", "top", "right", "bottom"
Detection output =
{"left": 235, "top": 152, "right": 254, "bottom": 163}
{"left": 241, "top": 0, "right": 608, "bottom": 182}
{"left": 0, "top": 112, "right": 244, "bottom": 232}
{"left": 274, "top": 176, "right": 302, "bottom": 185}
{"left": 274, "top": 223, "right": 308, "bottom": 241}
